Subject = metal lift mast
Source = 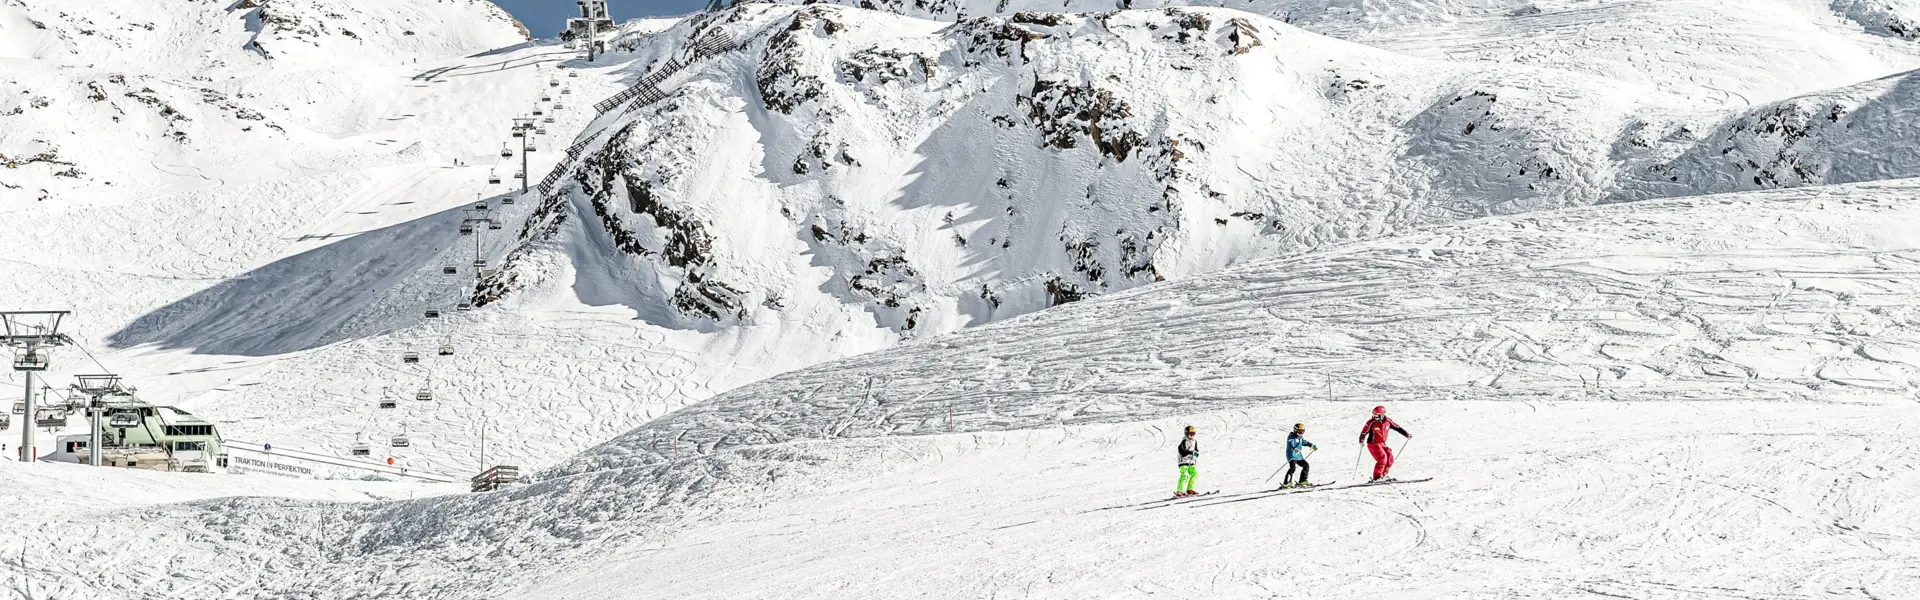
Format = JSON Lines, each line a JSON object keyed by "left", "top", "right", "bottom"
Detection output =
{"left": 2, "top": 311, "right": 71, "bottom": 462}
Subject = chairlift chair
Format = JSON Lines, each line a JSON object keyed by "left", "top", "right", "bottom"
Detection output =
{"left": 378, "top": 398, "right": 397, "bottom": 409}
{"left": 415, "top": 389, "right": 433, "bottom": 402}
{"left": 402, "top": 352, "right": 420, "bottom": 364}
{"left": 34, "top": 409, "right": 66, "bottom": 429}
{"left": 437, "top": 345, "right": 455, "bottom": 356}
{"left": 550, "top": 79, "right": 560, "bottom": 86}
{"left": 474, "top": 258, "right": 490, "bottom": 269}
{"left": 562, "top": 88, "right": 572, "bottom": 95}
{"left": 514, "top": 170, "right": 525, "bottom": 179}
{"left": 350, "top": 442, "right": 371, "bottom": 456}
{"left": 543, "top": 116, "right": 555, "bottom": 124}
{"left": 542, "top": 95, "right": 552, "bottom": 102}
{"left": 0, "top": 414, "right": 8, "bottom": 430}
{"left": 502, "top": 197, "right": 516, "bottom": 206}
{"left": 488, "top": 173, "right": 501, "bottom": 185}
{"left": 536, "top": 127, "right": 548, "bottom": 135}
{"left": 425, "top": 309, "right": 441, "bottom": 319}
{"left": 13, "top": 349, "right": 49, "bottom": 371}
{"left": 512, "top": 129, "right": 525, "bottom": 138}
{"left": 392, "top": 435, "right": 411, "bottom": 448}
{"left": 526, "top": 143, "right": 538, "bottom": 153}
{"left": 500, "top": 147, "right": 513, "bottom": 158}
{"left": 107, "top": 409, "right": 140, "bottom": 429}
{"left": 10, "top": 401, "right": 22, "bottom": 415}
{"left": 457, "top": 302, "right": 474, "bottom": 311}
{"left": 533, "top": 108, "right": 545, "bottom": 116}
{"left": 473, "top": 201, "right": 488, "bottom": 211}
{"left": 488, "top": 220, "right": 503, "bottom": 230}
{"left": 568, "top": 71, "right": 578, "bottom": 78}
{"left": 459, "top": 222, "right": 474, "bottom": 235}
{"left": 442, "top": 265, "right": 458, "bottom": 275}
{"left": 553, "top": 103, "right": 565, "bottom": 110}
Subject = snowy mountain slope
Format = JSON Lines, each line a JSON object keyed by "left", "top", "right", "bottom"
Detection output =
{"left": 735, "top": 0, "right": 1920, "bottom": 107}
{"left": 0, "top": 0, "right": 528, "bottom": 207}
{"left": 6, "top": 180, "right": 1919, "bottom": 599}
{"left": 498, "top": 3, "right": 1920, "bottom": 355}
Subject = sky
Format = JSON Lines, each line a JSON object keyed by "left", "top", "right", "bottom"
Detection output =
{"left": 493, "top": 0, "right": 711, "bottom": 37}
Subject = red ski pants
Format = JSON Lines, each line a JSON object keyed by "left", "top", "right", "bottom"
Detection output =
{"left": 1368, "top": 443, "right": 1394, "bottom": 480}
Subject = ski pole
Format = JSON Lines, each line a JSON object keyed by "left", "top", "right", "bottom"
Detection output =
{"left": 1352, "top": 443, "right": 1364, "bottom": 479}
{"left": 1265, "top": 448, "right": 1315, "bottom": 482}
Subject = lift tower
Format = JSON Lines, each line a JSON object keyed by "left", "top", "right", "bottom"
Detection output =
{"left": 2, "top": 311, "right": 71, "bottom": 462}
{"left": 512, "top": 117, "right": 535, "bottom": 195}
{"left": 72, "top": 374, "right": 129, "bottom": 467}
{"left": 569, "top": 1, "right": 614, "bottom": 62}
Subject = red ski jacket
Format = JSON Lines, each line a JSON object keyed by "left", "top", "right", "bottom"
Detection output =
{"left": 1359, "top": 416, "right": 1409, "bottom": 446}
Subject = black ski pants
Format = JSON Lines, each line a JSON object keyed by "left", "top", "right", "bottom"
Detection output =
{"left": 1284, "top": 459, "right": 1310, "bottom": 484}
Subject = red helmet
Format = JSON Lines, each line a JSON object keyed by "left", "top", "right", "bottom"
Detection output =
{"left": 1372, "top": 405, "right": 1386, "bottom": 415}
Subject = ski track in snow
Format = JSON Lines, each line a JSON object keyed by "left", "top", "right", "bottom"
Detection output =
{"left": 2, "top": 0, "right": 1920, "bottom": 598}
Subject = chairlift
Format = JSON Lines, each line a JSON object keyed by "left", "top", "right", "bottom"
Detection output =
{"left": 526, "top": 143, "right": 538, "bottom": 153}
{"left": 500, "top": 146, "right": 513, "bottom": 158}
{"left": 561, "top": 88, "right": 572, "bottom": 95}
{"left": 391, "top": 434, "right": 411, "bottom": 448}
{"left": 553, "top": 103, "right": 565, "bottom": 110}
{"left": 514, "top": 170, "right": 525, "bottom": 179}
{"left": 457, "top": 302, "right": 473, "bottom": 311}
{"left": 442, "top": 265, "right": 458, "bottom": 275}
{"left": 0, "top": 414, "right": 8, "bottom": 429}
{"left": 541, "top": 95, "right": 552, "bottom": 102}
{"left": 402, "top": 352, "right": 420, "bottom": 364}
{"left": 474, "top": 258, "right": 490, "bottom": 269}
{"left": 13, "top": 349, "right": 48, "bottom": 371}
{"left": 437, "top": 345, "right": 455, "bottom": 356}
{"left": 33, "top": 408, "right": 66, "bottom": 429}
{"left": 488, "top": 173, "right": 501, "bottom": 185}
{"left": 425, "top": 309, "right": 441, "bottom": 319}
{"left": 550, "top": 79, "right": 560, "bottom": 86}
{"left": 9, "top": 401, "right": 22, "bottom": 415}
{"left": 501, "top": 197, "right": 516, "bottom": 206}
{"left": 543, "top": 116, "right": 555, "bottom": 124}
{"left": 459, "top": 222, "right": 474, "bottom": 235}
{"left": 475, "top": 200, "right": 490, "bottom": 210}
{"left": 415, "top": 389, "right": 433, "bottom": 402}
{"left": 536, "top": 127, "right": 548, "bottom": 135}
{"left": 350, "top": 442, "right": 371, "bottom": 456}
{"left": 512, "top": 129, "right": 525, "bottom": 138}
{"left": 378, "top": 398, "right": 397, "bottom": 409}
{"left": 107, "top": 409, "right": 140, "bottom": 429}
{"left": 488, "top": 220, "right": 503, "bottom": 230}
{"left": 568, "top": 71, "right": 578, "bottom": 78}
{"left": 532, "top": 108, "right": 545, "bottom": 116}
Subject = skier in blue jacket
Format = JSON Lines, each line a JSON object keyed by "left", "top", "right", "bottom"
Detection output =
{"left": 1283, "top": 423, "right": 1317, "bottom": 488}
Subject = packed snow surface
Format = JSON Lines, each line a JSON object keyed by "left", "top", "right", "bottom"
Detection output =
{"left": 2, "top": 0, "right": 1920, "bottom": 597}
{"left": 7, "top": 181, "right": 1920, "bottom": 598}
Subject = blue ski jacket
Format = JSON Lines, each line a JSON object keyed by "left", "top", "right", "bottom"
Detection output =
{"left": 1286, "top": 432, "right": 1316, "bottom": 461}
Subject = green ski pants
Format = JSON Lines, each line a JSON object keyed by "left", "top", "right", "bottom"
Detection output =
{"left": 1176, "top": 464, "right": 1197, "bottom": 493}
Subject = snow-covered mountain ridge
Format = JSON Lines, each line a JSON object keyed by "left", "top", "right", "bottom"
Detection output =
{"left": 497, "top": 2, "right": 1920, "bottom": 347}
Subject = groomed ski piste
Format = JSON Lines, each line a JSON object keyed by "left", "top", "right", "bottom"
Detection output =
{"left": 2, "top": 0, "right": 1920, "bottom": 598}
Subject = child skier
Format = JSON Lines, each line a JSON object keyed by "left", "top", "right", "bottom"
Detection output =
{"left": 1358, "top": 405, "right": 1412, "bottom": 482}
{"left": 1283, "top": 423, "right": 1317, "bottom": 488}
{"left": 1175, "top": 425, "right": 1200, "bottom": 497}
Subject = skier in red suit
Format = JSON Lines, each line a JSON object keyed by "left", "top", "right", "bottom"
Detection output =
{"left": 1358, "top": 405, "right": 1411, "bottom": 482}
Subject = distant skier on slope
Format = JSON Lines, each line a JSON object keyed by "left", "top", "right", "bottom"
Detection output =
{"left": 1175, "top": 425, "right": 1200, "bottom": 497}
{"left": 1358, "top": 406, "right": 1411, "bottom": 482}
{"left": 1283, "top": 423, "right": 1317, "bottom": 488}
